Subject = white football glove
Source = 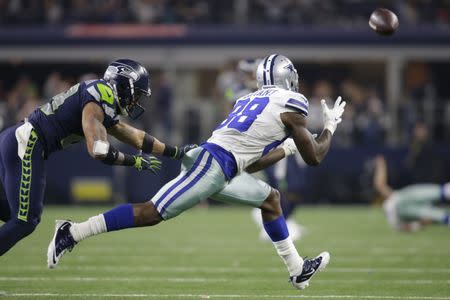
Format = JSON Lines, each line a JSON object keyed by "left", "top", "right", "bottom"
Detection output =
{"left": 280, "top": 138, "right": 297, "bottom": 157}
{"left": 321, "top": 96, "right": 346, "bottom": 135}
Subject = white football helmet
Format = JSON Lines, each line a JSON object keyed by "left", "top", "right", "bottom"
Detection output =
{"left": 256, "top": 54, "right": 299, "bottom": 92}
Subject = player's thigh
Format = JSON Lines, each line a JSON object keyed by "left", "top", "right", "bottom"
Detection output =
{"left": 151, "top": 148, "right": 226, "bottom": 220}
{"left": 211, "top": 172, "right": 272, "bottom": 207}
{"left": 0, "top": 180, "right": 10, "bottom": 222}
{"left": 398, "top": 203, "right": 445, "bottom": 222}
{"left": 2, "top": 131, "right": 46, "bottom": 226}
{"left": 396, "top": 184, "right": 441, "bottom": 206}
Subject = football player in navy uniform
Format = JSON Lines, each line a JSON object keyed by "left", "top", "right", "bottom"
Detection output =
{"left": 0, "top": 59, "right": 195, "bottom": 256}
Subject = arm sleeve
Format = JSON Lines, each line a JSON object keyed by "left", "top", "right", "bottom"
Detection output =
{"left": 83, "top": 80, "right": 120, "bottom": 128}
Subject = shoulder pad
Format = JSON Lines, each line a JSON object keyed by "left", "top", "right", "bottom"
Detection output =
{"left": 86, "top": 80, "right": 115, "bottom": 106}
{"left": 284, "top": 91, "right": 309, "bottom": 116}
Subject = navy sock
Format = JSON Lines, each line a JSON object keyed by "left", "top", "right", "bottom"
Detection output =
{"left": 263, "top": 216, "right": 289, "bottom": 242}
{"left": 103, "top": 204, "right": 135, "bottom": 232}
{"left": 443, "top": 215, "right": 450, "bottom": 226}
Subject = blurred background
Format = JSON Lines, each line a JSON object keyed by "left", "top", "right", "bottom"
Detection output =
{"left": 0, "top": 0, "right": 449, "bottom": 207}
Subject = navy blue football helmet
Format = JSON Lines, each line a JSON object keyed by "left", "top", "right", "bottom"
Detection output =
{"left": 104, "top": 59, "right": 151, "bottom": 119}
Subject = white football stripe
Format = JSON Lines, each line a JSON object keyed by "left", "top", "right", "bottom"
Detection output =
{"left": 156, "top": 152, "right": 210, "bottom": 211}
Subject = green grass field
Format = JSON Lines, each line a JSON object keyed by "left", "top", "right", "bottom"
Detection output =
{"left": 1, "top": 205, "right": 450, "bottom": 299}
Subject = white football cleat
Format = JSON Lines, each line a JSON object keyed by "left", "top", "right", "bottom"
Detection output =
{"left": 47, "top": 220, "right": 77, "bottom": 269}
{"left": 289, "top": 251, "right": 330, "bottom": 290}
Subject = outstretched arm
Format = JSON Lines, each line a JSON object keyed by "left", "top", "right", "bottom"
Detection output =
{"left": 82, "top": 103, "right": 161, "bottom": 172}
{"left": 280, "top": 96, "right": 345, "bottom": 166}
{"left": 108, "top": 120, "right": 197, "bottom": 159}
{"left": 107, "top": 121, "right": 165, "bottom": 154}
{"left": 246, "top": 139, "right": 297, "bottom": 173}
{"left": 246, "top": 148, "right": 285, "bottom": 173}
{"left": 280, "top": 112, "right": 331, "bottom": 166}
{"left": 373, "top": 155, "right": 393, "bottom": 199}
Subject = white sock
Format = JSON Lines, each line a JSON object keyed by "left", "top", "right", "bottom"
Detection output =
{"left": 273, "top": 236, "right": 304, "bottom": 276}
{"left": 70, "top": 214, "right": 107, "bottom": 242}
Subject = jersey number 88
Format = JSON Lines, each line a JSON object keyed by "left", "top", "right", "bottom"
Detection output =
{"left": 217, "top": 97, "right": 269, "bottom": 133}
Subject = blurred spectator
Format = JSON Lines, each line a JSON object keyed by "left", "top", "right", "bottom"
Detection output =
{"left": 0, "top": 0, "right": 449, "bottom": 26}
{"left": 43, "top": 0, "right": 63, "bottom": 24}
{"left": 67, "top": 0, "right": 93, "bottom": 23}
{"left": 150, "top": 72, "right": 173, "bottom": 137}
{"left": 5, "top": 76, "right": 39, "bottom": 124}
{"left": 129, "top": 0, "right": 165, "bottom": 23}
{"left": 170, "top": 0, "right": 210, "bottom": 24}
{"left": 405, "top": 122, "right": 443, "bottom": 183}
{"left": 308, "top": 80, "right": 334, "bottom": 134}
{"left": 340, "top": 79, "right": 385, "bottom": 145}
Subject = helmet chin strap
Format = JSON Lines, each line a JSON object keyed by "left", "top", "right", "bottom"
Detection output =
{"left": 129, "top": 78, "right": 135, "bottom": 98}
{"left": 111, "top": 82, "right": 128, "bottom": 117}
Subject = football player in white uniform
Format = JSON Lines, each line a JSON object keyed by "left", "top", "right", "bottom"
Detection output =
{"left": 229, "top": 58, "right": 305, "bottom": 241}
{"left": 48, "top": 54, "right": 346, "bottom": 290}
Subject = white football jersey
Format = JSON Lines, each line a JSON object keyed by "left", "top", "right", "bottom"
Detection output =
{"left": 207, "top": 86, "right": 309, "bottom": 173}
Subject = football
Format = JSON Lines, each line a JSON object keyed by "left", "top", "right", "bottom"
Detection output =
{"left": 369, "top": 8, "right": 399, "bottom": 35}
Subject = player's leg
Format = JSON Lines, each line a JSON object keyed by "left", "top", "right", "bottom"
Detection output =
{"left": 395, "top": 184, "right": 450, "bottom": 226}
{"left": 48, "top": 147, "right": 228, "bottom": 267}
{"left": 69, "top": 147, "right": 225, "bottom": 237}
{"left": 0, "top": 128, "right": 45, "bottom": 256}
{"left": 398, "top": 201, "right": 449, "bottom": 226}
{"left": 252, "top": 159, "right": 304, "bottom": 241}
{"left": 397, "top": 184, "right": 449, "bottom": 205}
{"left": 0, "top": 183, "right": 11, "bottom": 223}
{"left": 211, "top": 172, "right": 329, "bottom": 290}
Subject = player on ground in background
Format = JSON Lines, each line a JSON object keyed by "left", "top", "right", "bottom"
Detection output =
{"left": 0, "top": 59, "right": 195, "bottom": 256}
{"left": 48, "top": 54, "right": 346, "bottom": 290}
{"left": 373, "top": 155, "right": 450, "bottom": 231}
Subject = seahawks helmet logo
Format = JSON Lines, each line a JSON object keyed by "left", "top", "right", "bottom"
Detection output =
{"left": 105, "top": 65, "right": 139, "bottom": 81}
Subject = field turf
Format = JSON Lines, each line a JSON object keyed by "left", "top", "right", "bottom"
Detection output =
{"left": 1, "top": 205, "right": 450, "bottom": 299}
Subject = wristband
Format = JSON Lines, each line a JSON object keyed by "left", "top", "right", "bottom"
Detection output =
{"left": 163, "top": 145, "right": 178, "bottom": 158}
{"left": 102, "top": 145, "right": 119, "bottom": 165}
{"left": 324, "top": 123, "right": 336, "bottom": 135}
{"left": 142, "top": 133, "right": 154, "bottom": 153}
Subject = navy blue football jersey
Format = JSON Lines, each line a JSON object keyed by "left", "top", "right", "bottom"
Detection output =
{"left": 28, "top": 79, "right": 119, "bottom": 156}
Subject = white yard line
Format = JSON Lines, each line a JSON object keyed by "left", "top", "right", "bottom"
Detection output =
{"left": 0, "top": 277, "right": 449, "bottom": 285}
{"left": 2, "top": 292, "right": 450, "bottom": 299}
{"left": 5, "top": 266, "right": 450, "bottom": 274}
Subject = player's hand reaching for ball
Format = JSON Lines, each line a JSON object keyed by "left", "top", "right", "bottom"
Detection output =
{"left": 133, "top": 152, "right": 162, "bottom": 173}
{"left": 321, "top": 96, "right": 346, "bottom": 135}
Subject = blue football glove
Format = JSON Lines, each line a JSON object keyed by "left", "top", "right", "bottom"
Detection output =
{"left": 133, "top": 152, "right": 162, "bottom": 173}
{"left": 173, "top": 144, "right": 197, "bottom": 159}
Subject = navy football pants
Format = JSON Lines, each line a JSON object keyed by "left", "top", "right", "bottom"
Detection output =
{"left": 0, "top": 124, "right": 46, "bottom": 255}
